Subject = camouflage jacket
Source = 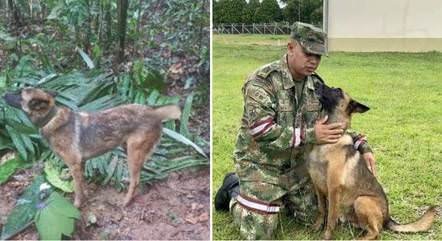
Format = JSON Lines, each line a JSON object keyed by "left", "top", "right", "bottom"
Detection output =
{"left": 233, "top": 54, "right": 372, "bottom": 201}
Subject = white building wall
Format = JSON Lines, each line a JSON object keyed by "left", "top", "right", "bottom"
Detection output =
{"left": 327, "top": 0, "right": 442, "bottom": 51}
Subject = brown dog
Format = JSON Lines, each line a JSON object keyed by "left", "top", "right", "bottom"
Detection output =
{"left": 3, "top": 87, "right": 181, "bottom": 207}
{"left": 307, "top": 83, "right": 436, "bottom": 240}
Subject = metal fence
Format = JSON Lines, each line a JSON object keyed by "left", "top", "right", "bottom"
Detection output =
{"left": 213, "top": 23, "right": 291, "bottom": 35}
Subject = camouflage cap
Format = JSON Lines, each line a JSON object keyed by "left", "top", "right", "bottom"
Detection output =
{"left": 291, "top": 22, "right": 327, "bottom": 56}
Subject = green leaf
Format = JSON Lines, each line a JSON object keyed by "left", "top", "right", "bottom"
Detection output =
{"left": 76, "top": 47, "right": 95, "bottom": 69}
{"left": 20, "top": 135, "right": 36, "bottom": 161}
{"left": 47, "top": 3, "right": 63, "bottom": 20}
{"left": 162, "top": 128, "right": 207, "bottom": 158}
{"left": 44, "top": 192, "right": 80, "bottom": 219}
{"left": 102, "top": 156, "right": 119, "bottom": 185}
{"left": 0, "top": 176, "right": 46, "bottom": 240}
{"left": 0, "top": 29, "right": 17, "bottom": 42}
{"left": 0, "top": 158, "right": 26, "bottom": 184}
{"left": 35, "top": 192, "right": 80, "bottom": 240}
{"left": 179, "top": 93, "right": 193, "bottom": 137}
{"left": 37, "top": 73, "right": 58, "bottom": 86}
{"left": 44, "top": 162, "right": 74, "bottom": 193}
{"left": 5, "top": 125, "right": 28, "bottom": 160}
{"left": 5, "top": 118, "right": 36, "bottom": 134}
{"left": 147, "top": 89, "right": 160, "bottom": 105}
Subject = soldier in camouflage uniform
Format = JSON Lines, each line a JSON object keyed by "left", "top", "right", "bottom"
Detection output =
{"left": 215, "top": 22, "right": 377, "bottom": 240}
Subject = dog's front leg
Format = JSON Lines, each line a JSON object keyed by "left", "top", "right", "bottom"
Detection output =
{"left": 312, "top": 187, "right": 326, "bottom": 231}
{"left": 324, "top": 186, "right": 341, "bottom": 240}
{"left": 59, "top": 151, "right": 84, "bottom": 208}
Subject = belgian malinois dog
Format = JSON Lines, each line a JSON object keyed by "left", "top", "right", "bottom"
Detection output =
{"left": 3, "top": 87, "right": 181, "bottom": 207}
{"left": 307, "top": 83, "right": 436, "bottom": 240}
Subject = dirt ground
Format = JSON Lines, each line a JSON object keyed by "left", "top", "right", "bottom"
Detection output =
{"left": 0, "top": 166, "right": 209, "bottom": 240}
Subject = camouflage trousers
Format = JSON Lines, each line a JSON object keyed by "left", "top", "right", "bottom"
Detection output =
{"left": 230, "top": 179, "right": 317, "bottom": 240}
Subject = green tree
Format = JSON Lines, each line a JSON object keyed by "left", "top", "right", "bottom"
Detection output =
{"left": 213, "top": 0, "right": 246, "bottom": 24}
{"left": 255, "top": 0, "right": 283, "bottom": 23}
{"left": 213, "top": 0, "right": 223, "bottom": 24}
{"left": 242, "top": 0, "right": 260, "bottom": 24}
{"left": 283, "top": 0, "right": 322, "bottom": 25}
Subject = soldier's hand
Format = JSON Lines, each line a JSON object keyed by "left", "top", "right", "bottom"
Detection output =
{"left": 363, "top": 152, "right": 377, "bottom": 177}
{"left": 314, "top": 115, "right": 344, "bottom": 144}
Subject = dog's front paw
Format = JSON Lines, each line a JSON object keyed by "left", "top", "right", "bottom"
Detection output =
{"left": 323, "top": 230, "right": 333, "bottom": 240}
{"left": 123, "top": 196, "right": 132, "bottom": 207}
{"left": 312, "top": 219, "right": 324, "bottom": 232}
{"left": 74, "top": 196, "right": 83, "bottom": 208}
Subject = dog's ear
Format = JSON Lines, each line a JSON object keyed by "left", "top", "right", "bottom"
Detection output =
{"left": 46, "top": 90, "right": 58, "bottom": 98}
{"left": 349, "top": 99, "right": 370, "bottom": 114}
{"left": 29, "top": 98, "right": 50, "bottom": 111}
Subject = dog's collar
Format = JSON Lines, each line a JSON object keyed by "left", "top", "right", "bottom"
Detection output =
{"left": 36, "top": 107, "right": 58, "bottom": 128}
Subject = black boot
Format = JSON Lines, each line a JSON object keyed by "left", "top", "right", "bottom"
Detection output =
{"left": 214, "top": 172, "right": 239, "bottom": 211}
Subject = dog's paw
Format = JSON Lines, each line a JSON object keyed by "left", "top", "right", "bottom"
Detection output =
{"left": 323, "top": 230, "right": 333, "bottom": 240}
{"left": 74, "top": 196, "right": 83, "bottom": 208}
{"left": 74, "top": 199, "right": 82, "bottom": 208}
{"left": 312, "top": 220, "right": 324, "bottom": 232}
{"left": 123, "top": 197, "right": 132, "bottom": 207}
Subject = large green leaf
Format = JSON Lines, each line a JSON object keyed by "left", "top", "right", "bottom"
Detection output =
{"left": 0, "top": 158, "right": 27, "bottom": 185}
{"left": 179, "top": 92, "right": 194, "bottom": 138}
{"left": 76, "top": 47, "right": 95, "bottom": 69}
{"left": 162, "top": 128, "right": 207, "bottom": 158}
{"left": 35, "top": 192, "right": 80, "bottom": 240}
{"left": 4, "top": 119, "right": 36, "bottom": 134}
{"left": 44, "top": 162, "right": 74, "bottom": 193}
{"left": 0, "top": 176, "right": 46, "bottom": 240}
{"left": 5, "top": 126, "right": 27, "bottom": 160}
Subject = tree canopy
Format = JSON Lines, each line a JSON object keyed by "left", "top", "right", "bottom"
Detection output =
{"left": 213, "top": 0, "right": 323, "bottom": 26}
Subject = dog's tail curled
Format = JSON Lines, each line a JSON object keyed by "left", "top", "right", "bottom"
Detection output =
{"left": 386, "top": 206, "right": 437, "bottom": 233}
{"left": 154, "top": 105, "right": 181, "bottom": 121}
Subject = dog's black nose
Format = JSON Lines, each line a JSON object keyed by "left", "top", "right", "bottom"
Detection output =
{"left": 3, "top": 93, "right": 23, "bottom": 109}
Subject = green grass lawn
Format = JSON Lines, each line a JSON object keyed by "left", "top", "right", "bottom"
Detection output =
{"left": 212, "top": 34, "right": 442, "bottom": 240}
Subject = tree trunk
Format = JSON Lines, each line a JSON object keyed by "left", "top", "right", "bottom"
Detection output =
{"left": 8, "top": 0, "right": 22, "bottom": 27}
{"left": 104, "top": 1, "right": 112, "bottom": 51}
{"left": 136, "top": 0, "right": 143, "bottom": 34}
{"left": 84, "top": 0, "right": 92, "bottom": 55}
{"left": 117, "top": 0, "right": 128, "bottom": 63}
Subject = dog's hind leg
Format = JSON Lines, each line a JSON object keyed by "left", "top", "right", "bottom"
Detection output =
{"left": 123, "top": 129, "right": 161, "bottom": 206}
{"left": 354, "top": 196, "right": 383, "bottom": 240}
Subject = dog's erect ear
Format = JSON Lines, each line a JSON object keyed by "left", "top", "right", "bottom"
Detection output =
{"left": 46, "top": 90, "right": 58, "bottom": 98}
{"left": 29, "top": 98, "right": 50, "bottom": 111}
{"left": 349, "top": 99, "right": 370, "bottom": 114}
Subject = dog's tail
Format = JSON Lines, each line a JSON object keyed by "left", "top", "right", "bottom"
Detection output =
{"left": 386, "top": 206, "right": 437, "bottom": 233}
{"left": 154, "top": 105, "right": 181, "bottom": 121}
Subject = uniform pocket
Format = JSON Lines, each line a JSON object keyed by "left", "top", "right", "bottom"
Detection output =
{"left": 304, "top": 111, "right": 319, "bottom": 128}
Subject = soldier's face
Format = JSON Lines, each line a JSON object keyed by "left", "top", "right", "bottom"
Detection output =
{"left": 287, "top": 41, "right": 321, "bottom": 79}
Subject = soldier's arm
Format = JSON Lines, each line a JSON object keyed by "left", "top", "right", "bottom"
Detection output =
{"left": 244, "top": 82, "right": 296, "bottom": 151}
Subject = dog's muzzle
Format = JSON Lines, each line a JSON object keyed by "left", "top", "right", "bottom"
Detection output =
{"left": 3, "top": 93, "right": 22, "bottom": 109}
